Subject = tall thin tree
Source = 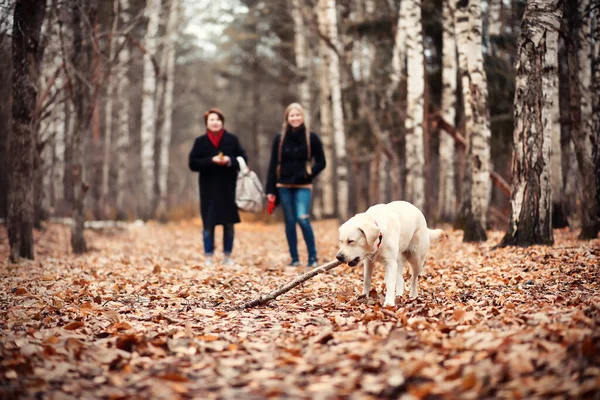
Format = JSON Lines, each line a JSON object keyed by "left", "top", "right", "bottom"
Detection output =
{"left": 455, "top": 0, "right": 491, "bottom": 242}
{"left": 156, "top": 0, "right": 179, "bottom": 220}
{"left": 438, "top": 0, "right": 457, "bottom": 222}
{"left": 501, "top": 0, "right": 562, "bottom": 246}
{"left": 404, "top": 0, "right": 426, "bottom": 211}
{"left": 566, "top": 0, "right": 599, "bottom": 239}
{"left": 140, "top": 0, "right": 161, "bottom": 219}
{"left": 8, "top": 0, "right": 46, "bottom": 262}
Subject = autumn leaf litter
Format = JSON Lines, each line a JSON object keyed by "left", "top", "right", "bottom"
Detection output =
{"left": 0, "top": 219, "right": 599, "bottom": 399}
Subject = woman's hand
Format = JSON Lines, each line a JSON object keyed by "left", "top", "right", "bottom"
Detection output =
{"left": 267, "top": 194, "right": 276, "bottom": 202}
{"left": 212, "top": 155, "right": 230, "bottom": 166}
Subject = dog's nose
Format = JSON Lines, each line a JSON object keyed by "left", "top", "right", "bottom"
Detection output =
{"left": 336, "top": 253, "right": 345, "bottom": 262}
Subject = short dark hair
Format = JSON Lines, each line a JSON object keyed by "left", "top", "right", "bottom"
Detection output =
{"left": 204, "top": 107, "right": 225, "bottom": 125}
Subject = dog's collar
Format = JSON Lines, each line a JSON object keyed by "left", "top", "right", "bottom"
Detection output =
{"left": 373, "top": 220, "right": 383, "bottom": 249}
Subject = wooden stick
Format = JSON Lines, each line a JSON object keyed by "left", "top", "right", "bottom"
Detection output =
{"left": 236, "top": 260, "right": 342, "bottom": 310}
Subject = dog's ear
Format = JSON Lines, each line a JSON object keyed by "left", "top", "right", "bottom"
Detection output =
{"left": 357, "top": 215, "right": 381, "bottom": 250}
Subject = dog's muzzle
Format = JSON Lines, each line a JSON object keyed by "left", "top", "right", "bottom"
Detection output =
{"left": 336, "top": 253, "right": 360, "bottom": 267}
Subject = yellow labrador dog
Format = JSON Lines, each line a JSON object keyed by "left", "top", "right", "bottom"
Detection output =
{"left": 336, "top": 201, "right": 446, "bottom": 307}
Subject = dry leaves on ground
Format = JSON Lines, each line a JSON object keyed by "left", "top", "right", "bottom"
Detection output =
{"left": 0, "top": 219, "right": 599, "bottom": 399}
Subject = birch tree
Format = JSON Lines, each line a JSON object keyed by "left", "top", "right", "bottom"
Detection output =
{"left": 566, "top": 0, "right": 599, "bottom": 239}
{"left": 69, "top": 0, "right": 95, "bottom": 254}
{"left": 318, "top": 0, "right": 348, "bottom": 220}
{"left": 501, "top": 0, "right": 562, "bottom": 247}
{"left": 438, "top": 0, "right": 457, "bottom": 222}
{"left": 455, "top": 0, "right": 491, "bottom": 242}
{"left": 100, "top": 0, "right": 120, "bottom": 219}
{"left": 291, "top": 0, "right": 311, "bottom": 126}
{"left": 404, "top": 0, "right": 425, "bottom": 211}
{"left": 156, "top": 0, "right": 179, "bottom": 219}
{"left": 140, "top": 0, "right": 160, "bottom": 219}
{"left": 115, "top": 0, "right": 131, "bottom": 219}
{"left": 387, "top": 0, "right": 408, "bottom": 99}
{"left": 8, "top": 0, "right": 45, "bottom": 262}
{"left": 317, "top": 10, "right": 335, "bottom": 217}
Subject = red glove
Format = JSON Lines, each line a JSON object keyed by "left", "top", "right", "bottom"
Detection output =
{"left": 267, "top": 196, "right": 276, "bottom": 214}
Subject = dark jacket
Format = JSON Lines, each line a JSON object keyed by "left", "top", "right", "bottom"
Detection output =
{"left": 188, "top": 130, "right": 247, "bottom": 227}
{"left": 265, "top": 125, "right": 326, "bottom": 195}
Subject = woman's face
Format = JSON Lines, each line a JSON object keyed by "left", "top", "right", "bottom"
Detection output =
{"left": 287, "top": 109, "right": 304, "bottom": 128}
{"left": 207, "top": 113, "right": 223, "bottom": 132}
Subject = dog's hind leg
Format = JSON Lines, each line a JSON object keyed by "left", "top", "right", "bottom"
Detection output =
{"left": 407, "top": 253, "right": 424, "bottom": 299}
{"left": 362, "top": 259, "right": 374, "bottom": 296}
{"left": 396, "top": 253, "right": 407, "bottom": 297}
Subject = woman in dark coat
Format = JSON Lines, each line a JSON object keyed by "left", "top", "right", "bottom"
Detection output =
{"left": 266, "top": 103, "right": 326, "bottom": 267}
{"left": 188, "top": 108, "right": 247, "bottom": 265}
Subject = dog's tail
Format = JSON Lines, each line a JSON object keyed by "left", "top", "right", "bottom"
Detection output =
{"left": 428, "top": 229, "right": 447, "bottom": 243}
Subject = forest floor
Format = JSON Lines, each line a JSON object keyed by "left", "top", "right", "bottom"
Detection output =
{"left": 0, "top": 219, "right": 599, "bottom": 399}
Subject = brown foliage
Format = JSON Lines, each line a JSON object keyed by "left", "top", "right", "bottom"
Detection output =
{"left": 0, "top": 220, "right": 599, "bottom": 399}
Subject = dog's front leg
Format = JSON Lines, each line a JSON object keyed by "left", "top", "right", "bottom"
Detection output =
{"left": 362, "top": 259, "right": 374, "bottom": 296}
{"left": 383, "top": 260, "right": 398, "bottom": 307}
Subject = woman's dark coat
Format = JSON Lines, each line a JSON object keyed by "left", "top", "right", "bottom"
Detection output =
{"left": 265, "top": 126, "right": 326, "bottom": 196}
{"left": 188, "top": 131, "right": 247, "bottom": 227}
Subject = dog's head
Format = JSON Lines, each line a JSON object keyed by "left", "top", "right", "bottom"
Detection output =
{"left": 336, "top": 213, "right": 381, "bottom": 267}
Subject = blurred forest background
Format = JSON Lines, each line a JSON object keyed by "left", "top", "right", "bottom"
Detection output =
{"left": 1, "top": 0, "right": 598, "bottom": 260}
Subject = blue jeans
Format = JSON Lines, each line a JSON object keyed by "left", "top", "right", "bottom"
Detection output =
{"left": 278, "top": 187, "right": 317, "bottom": 263}
{"left": 203, "top": 224, "right": 234, "bottom": 256}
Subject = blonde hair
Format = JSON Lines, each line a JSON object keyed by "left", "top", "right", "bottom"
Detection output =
{"left": 281, "top": 102, "right": 309, "bottom": 135}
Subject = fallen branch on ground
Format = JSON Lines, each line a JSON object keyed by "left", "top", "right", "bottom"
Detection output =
{"left": 236, "top": 260, "right": 342, "bottom": 310}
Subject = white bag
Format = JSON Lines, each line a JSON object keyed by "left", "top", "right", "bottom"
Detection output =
{"left": 236, "top": 157, "right": 264, "bottom": 213}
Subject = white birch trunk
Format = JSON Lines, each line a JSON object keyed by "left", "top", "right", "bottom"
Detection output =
{"left": 438, "top": 0, "right": 457, "bottom": 221}
{"left": 467, "top": 0, "right": 491, "bottom": 240}
{"left": 501, "top": 0, "right": 561, "bottom": 246}
{"left": 140, "top": 0, "right": 161, "bottom": 218}
{"left": 319, "top": 0, "right": 348, "bottom": 221}
{"left": 116, "top": 0, "right": 131, "bottom": 219}
{"left": 101, "top": 0, "right": 120, "bottom": 218}
{"left": 291, "top": 0, "right": 311, "bottom": 124}
{"left": 156, "top": 0, "right": 179, "bottom": 219}
{"left": 488, "top": 0, "right": 502, "bottom": 37}
{"left": 361, "top": 0, "right": 376, "bottom": 80}
{"left": 317, "top": 14, "right": 335, "bottom": 217}
{"left": 387, "top": 0, "right": 409, "bottom": 99}
{"left": 404, "top": 0, "right": 425, "bottom": 211}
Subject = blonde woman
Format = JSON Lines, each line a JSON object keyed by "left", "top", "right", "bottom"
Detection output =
{"left": 265, "top": 103, "right": 326, "bottom": 267}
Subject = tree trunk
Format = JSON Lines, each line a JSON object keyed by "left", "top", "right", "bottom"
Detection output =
{"left": 140, "top": 0, "right": 161, "bottom": 219}
{"left": 558, "top": 33, "right": 578, "bottom": 228}
{"left": 69, "top": 0, "right": 96, "bottom": 254}
{"left": 454, "top": 0, "right": 473, "bottom": 233}
{"left": 116, "top": 0, "right": 131, "bottom": 220}
{"left": 8, "top": 0, "right": 46, "bottom": 262}
{"left": 101, "top": 0, "right": 120, "bottom": 220}
{"left": 566, "top": 0, "right": 599, "bottom": 239}
{"left": 317, "top": 24, "right": 335, "bottom": 217}
{"left": 387, "top": 0, "right": 408, "bottom": 99}
{"left": 404, "top": 0, "right": 426, "bottom": 212}
{"left": 455, "top": 0, "right": 491, "bottom": 242}
{"left": 501, "top": 0, "right": 562, "bottom": 247}
{"left": 318, "top": 0, "right": 348, "bottom": 221}
{"left": 438, "top": 0, "right": 457, "bottom": 222}
{"left": 156, "top": 0, "right": 179, "bottom": 221}
{"left": 291, "top": 0, "right": 311, "bottom": 125}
